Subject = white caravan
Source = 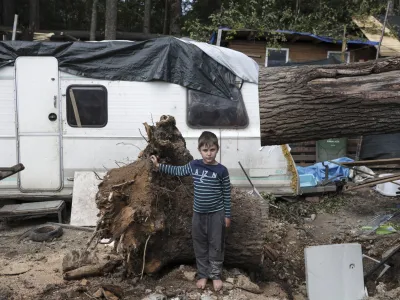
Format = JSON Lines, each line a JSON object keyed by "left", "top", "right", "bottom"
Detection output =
{"left": 0, "top": 39, "right": 298, "bottom": 200}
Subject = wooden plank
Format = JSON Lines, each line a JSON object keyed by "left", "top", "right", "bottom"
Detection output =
{"left": 291, "top": 141, "right": 316, "bottom": 147}
{"left": 290, "top": 146, "right": 316, "bottom": 153}
{"left": 347, "top": 146, "right": 358, "bottom": 153}
{"left": 341, "top": 158, "right": 400, "bottom": 167}
{"left": 371, "top": 164, "right": 400, "bottom": 169}
{"left": 292, "top": 154, "right": 316, "bottom": 161}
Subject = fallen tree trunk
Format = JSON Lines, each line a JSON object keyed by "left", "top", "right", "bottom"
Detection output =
{"left": 93, "top": 116, "right": 269, "bottom": 276}
{"left": 259, "top": 57, "right": 400, "bottom": 145}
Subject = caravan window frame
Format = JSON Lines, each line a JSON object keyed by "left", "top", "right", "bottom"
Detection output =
{"left": 186, "top": 88, "right": 249, "bottom": 129}
{"left": 327, "top": 51, "right": 350, "bottom": 63}
{"left": 265, "top": 48, "right": 289, "bottom": 67}
{"left": 66, "top": 85, "right": 108, "bottom": 128}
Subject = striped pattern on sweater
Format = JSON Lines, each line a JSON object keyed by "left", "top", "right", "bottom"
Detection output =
{"left": 158, "top": 159, "right": 231, "bottom": 218}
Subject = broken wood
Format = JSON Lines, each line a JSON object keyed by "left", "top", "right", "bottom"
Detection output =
{"left": 63, "top": 260, "right": 120, "bottom": 280}
{"left": 0, "top": 163, "right": 24, "bottom": 181}
{"left": 345, "top": 174, "right": 400, "bottom": 191}
{"left": 340, "top": 158, "right": 400, "bottom": 167}
{"left": 259, "top": 58, "right": 400, "bottom": 145}
{"left": 364, "top": 243, "right": 400, "bottom": 280}
{"left": 93, "top": 115, "right": 269, "bottom": 276}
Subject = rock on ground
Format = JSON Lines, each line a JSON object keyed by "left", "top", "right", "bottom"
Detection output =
{"left": 236, "top": 275, "right": 262, "bottom": 294}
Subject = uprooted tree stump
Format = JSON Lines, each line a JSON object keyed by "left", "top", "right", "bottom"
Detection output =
{"left": 91, "top": 115, "right": 269, "bottom": 276}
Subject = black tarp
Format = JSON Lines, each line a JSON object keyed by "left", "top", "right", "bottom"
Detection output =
{"left": 0, "top": 37, "right": 237, "bottom": 99}
{"left": 360, "top": 134, "right": 400, "bottom": 160}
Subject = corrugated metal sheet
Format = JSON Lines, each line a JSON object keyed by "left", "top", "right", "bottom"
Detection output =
{"left": 353, "top": 16, "right": 400, "bottom": 57}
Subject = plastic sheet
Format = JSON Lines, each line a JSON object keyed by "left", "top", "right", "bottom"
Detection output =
{"left": 0, "top": 37, "right": 243, "bottom": 99}
{"left": 296, "top": 157, "right": 354, "bottom": 183}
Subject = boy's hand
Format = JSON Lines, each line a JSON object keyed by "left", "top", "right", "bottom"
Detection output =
{"left": 150, "top": 155, "right": 159, "bottom": 168}
{"left": 225, "top": 218, "right": 231, "bottom": 228}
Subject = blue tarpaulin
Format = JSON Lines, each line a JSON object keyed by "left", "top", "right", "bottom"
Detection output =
{"left": 297, "top": 157, "right": 354, "bottom": 183}
{"left": 210, "top": 28, "right": 379, "bottom": 46}
{"left": 275, "top": 30, "right": 379, "bottom": 46}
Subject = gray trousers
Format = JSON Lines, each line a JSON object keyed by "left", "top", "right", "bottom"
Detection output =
{"left": 192, "top": 210, "right": 225, "bottom": 280}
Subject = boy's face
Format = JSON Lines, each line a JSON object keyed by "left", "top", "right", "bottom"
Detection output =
{"left": 199, "top": 144, "right": 219, "bottom": 165}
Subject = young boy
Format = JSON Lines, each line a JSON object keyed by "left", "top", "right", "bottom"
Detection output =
{"left": 150, "top": 131, "right": 231, "bottom": 291}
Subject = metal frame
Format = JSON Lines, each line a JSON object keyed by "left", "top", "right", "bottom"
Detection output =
{"left": 265, "top": 48, "right": 290, "bottom": 67}
{"left": 327, "top": 50, "right": 350, "bottom": 63}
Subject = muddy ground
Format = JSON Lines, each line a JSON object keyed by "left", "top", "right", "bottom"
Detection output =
{"left": 1, "top": 187, "right": 400, "bottom": 300}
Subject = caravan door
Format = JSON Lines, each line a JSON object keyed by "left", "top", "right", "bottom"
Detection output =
{"left": 15, "top": 57, "right": 62, "bottom": 191}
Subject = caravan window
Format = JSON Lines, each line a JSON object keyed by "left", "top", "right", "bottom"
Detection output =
{"left": 187, "top": 87, "right": 248, "bottom": 128}
{"left": 265, "top": 48, "right": 289, "bottom": 67}
{"left": 66, "top": 85, "right": 108, "bottom": 128}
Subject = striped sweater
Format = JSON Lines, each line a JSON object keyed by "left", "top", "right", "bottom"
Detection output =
{"left": 159, "top": 159, "right": 231, "bottom": 218}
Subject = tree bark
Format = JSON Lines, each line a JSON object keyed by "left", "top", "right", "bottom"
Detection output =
{"left": 163, "top": 0, "right": 168, "bottom": 35}
{"left": 93, "top": 116, "right": 269, "bottom": 275}
{"left": 1, "top": 0, "right": 15, "bottom": 26}
{"left": 143, "top": 0, "right": 151, "bottom": 34}
{"left": 105, "top": 0, "right": 117, "bottom": 40}
{"left": 28, "top": 0, "right": 38, "bottom": 41}
{"left": 36, "top": 0, "right": 40, "bottom": 30}
{"left": 169, "top": 0, "right": 181, "bottom": 35}
{"left": 90, "top": 0, "right": 99, "bottom": 41}
{"left": 259, "top": 57, "right": 400, "bottom": 146}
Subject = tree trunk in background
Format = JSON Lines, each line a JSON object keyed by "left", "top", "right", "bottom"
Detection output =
{"left": 105, "top": 0, "right": 117, "bottom": 40}
{"left": 1, "top": 0, "right": 16, "bottom": 26}
{"left": 28, "top": 0, "right": 38, "bottom": 40}
{"left": 90, "top": 0, "right": 99, "bottom": 41}
{"left": 259, "top": 58, "right": 400, "bottom": 145}
{"left": 36, "top": 0, "right": 40, "bottom": 30}
{"left": 388, "top": 0, "right": 394, "bottom": 16}
{"left": 163, "top": 0, "right": 168, "bottom": 35}
{"left": 169, "top": 0, "right": 181, "bottom": 35}
{"left": 143, "top": 0, "right": 151, "bottom": 34}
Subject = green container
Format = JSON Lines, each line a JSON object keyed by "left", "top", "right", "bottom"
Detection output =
{"left": 316, "top": 138, "right": 347, "bottom": 162}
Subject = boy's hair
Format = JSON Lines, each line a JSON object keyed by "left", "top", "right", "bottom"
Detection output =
{"left": 198, "top": 131, "right": 219, "bottom": 150}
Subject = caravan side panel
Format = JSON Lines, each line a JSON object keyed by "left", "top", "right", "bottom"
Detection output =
{"left": 0, "top": 67, "right": 17, "bottom": 189}
{"left": 60, "top": 74, "right": 190, "bottom": 189}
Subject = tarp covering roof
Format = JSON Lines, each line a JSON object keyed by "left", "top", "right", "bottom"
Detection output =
{"left": 275, "top": 30, "right": 379, "bottom": 46}
{"left": 0, "top": 37, "right": 257, "bottom": 99}
{"left": 210, "top": 28, "right": 379, "bottom": 46}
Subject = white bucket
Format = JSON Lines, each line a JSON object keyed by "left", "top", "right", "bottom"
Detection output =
{"left": 375, "top": 174, "right": 400, "bottom": 197}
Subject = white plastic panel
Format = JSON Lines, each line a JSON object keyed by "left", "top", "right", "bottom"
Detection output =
{"left": 16, "top": 57, "right": 61, "bottom": 191}
{"left": 18, "top": 136, "right": 61, "bottom": 190}
{"left": 305, "top": 244, "right": 365, "bottom": 300}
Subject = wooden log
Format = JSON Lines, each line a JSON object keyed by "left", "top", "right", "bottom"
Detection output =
{"left": 63, "top": 260, "right": 120, "bottom": 280}
{"left": 340, "top": 158, "right": 400, "bottom": 167}
{"left": 259, "top": 57, "right": 400, "bottom": 145}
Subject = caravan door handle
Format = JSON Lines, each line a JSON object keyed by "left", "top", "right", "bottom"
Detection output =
{"left": 48, "top": 113, "right": 57, "bottom": 121}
